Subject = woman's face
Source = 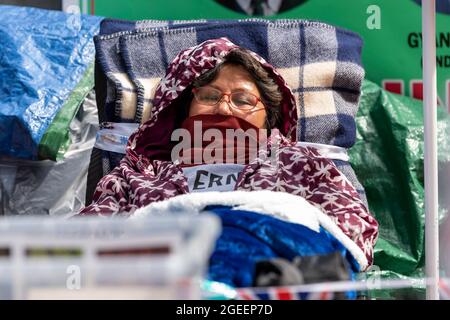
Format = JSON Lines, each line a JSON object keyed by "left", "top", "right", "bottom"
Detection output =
{"left": 189, "top": 64, "right": 267, "bottom": 128}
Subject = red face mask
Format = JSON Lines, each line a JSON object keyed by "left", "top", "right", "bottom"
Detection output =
{"left": 176, "top": 114, "right": 268, "bottom": 166}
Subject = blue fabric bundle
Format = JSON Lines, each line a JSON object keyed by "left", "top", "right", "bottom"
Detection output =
{"left": 0, "top": 6, "right": 102, "bottom": 159}
{"left": 204, "top": 205, "right": 358, "bottom": 288}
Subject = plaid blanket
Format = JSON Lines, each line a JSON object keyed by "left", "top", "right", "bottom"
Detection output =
{"left": 94, "top": 19, "right": 209, "bottom": 123}
{"left": 89, "top": 18, "right": 367, "bottom": 206}
{"left": 95, "top": 18, "right": 364, "bottom": 147}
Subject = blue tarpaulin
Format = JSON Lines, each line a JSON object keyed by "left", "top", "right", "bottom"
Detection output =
{"left": 0, "top": 5, "right": 102, "bottom": 159}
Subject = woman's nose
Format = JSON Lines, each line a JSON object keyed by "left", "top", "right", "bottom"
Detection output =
{"left": 215, "top": 96, "right": 233, "bottom": 116}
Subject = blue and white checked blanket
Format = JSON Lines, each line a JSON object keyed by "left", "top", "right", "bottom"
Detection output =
{"left": 95, "top": 18, "right": 364, "bottom": 148}
{"left": 91, "top": 18, "right": 368, "bottom": 205}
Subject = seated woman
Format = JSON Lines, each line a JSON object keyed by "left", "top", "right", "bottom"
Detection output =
{"left": 79, "top": 38, "right": 378, "bottom": 267}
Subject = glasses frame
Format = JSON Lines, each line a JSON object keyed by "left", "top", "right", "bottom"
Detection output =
{"left": 191, "top": 87, "right": 264, "bottom": 111}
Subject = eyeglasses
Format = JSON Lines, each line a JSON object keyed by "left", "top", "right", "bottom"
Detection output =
{"left": 192, "top": 87, "right": 263, "bottom": 111}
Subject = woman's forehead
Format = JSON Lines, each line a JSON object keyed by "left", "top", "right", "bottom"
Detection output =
{"left": 208, "top": 64, "right": 259, "bottom": 92}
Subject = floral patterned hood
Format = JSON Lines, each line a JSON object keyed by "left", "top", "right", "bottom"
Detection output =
{"left": 126, "top": 37, "right": 298, "bottom": 162}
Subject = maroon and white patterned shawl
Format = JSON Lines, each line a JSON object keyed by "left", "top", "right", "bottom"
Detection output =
{"left": 79, "top": 38, "right": 378, "bottom": 267}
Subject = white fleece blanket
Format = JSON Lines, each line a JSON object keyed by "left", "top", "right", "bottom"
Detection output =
{"left": 132, "top": 190, "right": 368, "bottom": 270}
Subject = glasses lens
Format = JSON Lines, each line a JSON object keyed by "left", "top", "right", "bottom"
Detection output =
{"left": 194, "top": 88, "right": 260, "bottom": 110}
{"left": 195, "top": 88, "right": 222, "bottom": 106}
{"left": 231, "top": 92, "right": 259, "bottom": 109}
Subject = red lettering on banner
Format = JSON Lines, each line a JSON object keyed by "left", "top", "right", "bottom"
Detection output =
{"left": 382, "top": 79, "right": 448, "bottom": 111}
{"left": 382, "top": 80, "right": 403, "bottom": 95}
{"left": 410, "top": 79, "right": 443, "bottom": 106}
{"left": 410, "top": 80, "right": 423, "bottom": 100}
